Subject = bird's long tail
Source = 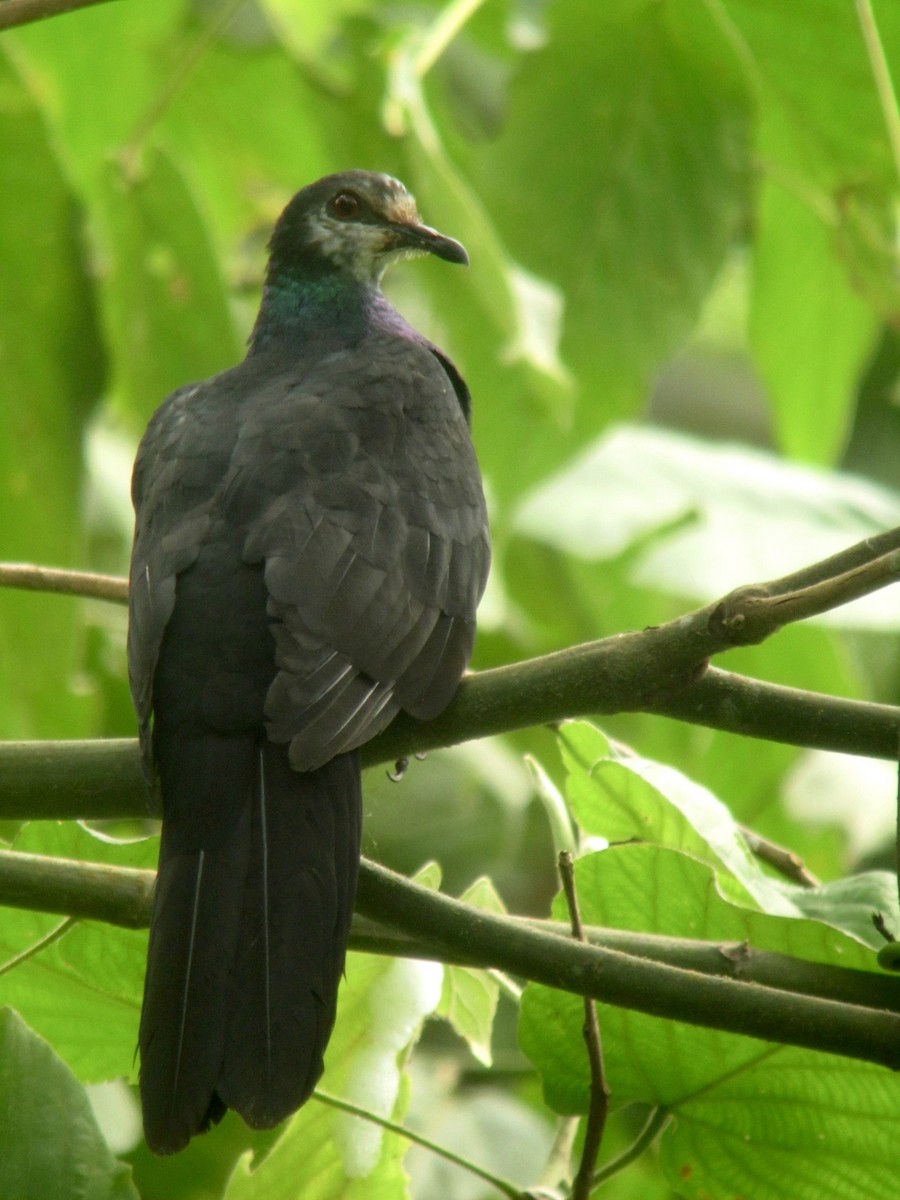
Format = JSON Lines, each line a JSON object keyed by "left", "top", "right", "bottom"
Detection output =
{"left": 138, "top": 735, "right": 361, "bottom": 1155}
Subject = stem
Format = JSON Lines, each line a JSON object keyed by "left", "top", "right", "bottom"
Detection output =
{"left": 536, "top": 1117, "right": 578, "bottom": 1195}
{"left": 414, "top": 0, "right": 487, "bottom": 76}
{"left": 314, "top": 1090, "right": 522, "bottom": 1199}
{"left": 856, "top": 0, "right": 900, "bottom": 186}
{"left": 741, "top": 827, "right": 818, "bottom": 888}
{"left": 559, "top": 852, "right": 609, "bottom": 1199}
{"left": 592, "top": 1107, "right": 672, "bottom": 1186}
{"left": 0, "top": 917, "right": 76, "bottom": 976}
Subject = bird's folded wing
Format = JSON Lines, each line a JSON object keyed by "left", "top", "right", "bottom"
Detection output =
{"left": 128, "top": 381, "right": 233, "bottom": 772}
{"left": 236, "top": 353, "right": 490, "bottom": 770}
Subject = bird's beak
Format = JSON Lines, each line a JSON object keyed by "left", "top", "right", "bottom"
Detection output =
{"left": 390, "top": 220, "right": 469, "bottom": 266}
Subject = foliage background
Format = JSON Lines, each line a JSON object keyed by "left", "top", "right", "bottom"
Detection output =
{"left": 2, "top": 0, "right": 900, "bottom": 1197}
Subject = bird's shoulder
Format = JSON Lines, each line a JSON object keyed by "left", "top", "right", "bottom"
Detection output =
{"left": 222, "top": 327, "right": 482, "bottom": 517}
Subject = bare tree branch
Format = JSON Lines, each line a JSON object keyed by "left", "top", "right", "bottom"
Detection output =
{"left": 2, "top": 847, "right": 899, "bottom": 1068}
{"left": 1, "top": 667, "right": 897, "bottom": 826}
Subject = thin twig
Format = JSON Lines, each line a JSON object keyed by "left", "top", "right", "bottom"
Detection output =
{"left": 0, "top": 917, "right": 76, "bottom": 977}
{"left": 0, "top": 0, "right": 115, "bottom": 31}
{"left": 0, "top": 563, "right": 128, "bottom": 604}
{"left": 643, "top": 668, "right": 900, "bottom": 762}
{"left": 742, "top": 523, "right": 900, "bottom": 595}
{"left": 712, "top": 547, "right": 900, "bottom": 640}
{"left": 740, "top": 828, "right": 818, "bottom": 888}
{"left": 559, "top": 852, "right": 608, "bottom": 1199}
{"left": 314, "top": 1089, "right": 522, "bottom": 1199}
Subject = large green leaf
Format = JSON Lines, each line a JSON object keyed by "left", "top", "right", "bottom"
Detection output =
{"left": 478, "top": 0, "right": 751, "bottom": 427}
{"left": 7, "top": 0, "right": 182, "bottom": 195}
{"left": 722, "top": 0, "right": 899, "bottom": 189}
{"left": 519, "top": 844, "right": 900, "bottom": 1199}
{"left": 0, "top": 53, "right": 106, "bottom": 740}
{"left": 558, "top": 721, "right": 793, "bottom": 913}
{"left": 96, "top": 147, "right": 242, "bottom": 428}
{"left": 722, "top": 0, "right": 900, "bottom": 366}
{"left": 0, "top": 823, "right": 152, "bottom": 1082}
{"left": 436, "top": 875, "right": 504, "bottom": 1066}
{"left": 156, "top": 34, "right": 333, "bottom": 253}
{"left": 522, "top": 725, "right": 900, "bottom": 1197}
{"left": 750, "top": 179, "right": 878, "bottom": 464}
{"left": 0, "top": 1008, "right": 138, "bottom": 1200}
{"left": 514, "top": 423, "right": 900, "bottom": 629}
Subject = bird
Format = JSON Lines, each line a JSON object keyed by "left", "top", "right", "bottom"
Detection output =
{"left": 127, "top": 170, "right": 490, "bottom": 1155}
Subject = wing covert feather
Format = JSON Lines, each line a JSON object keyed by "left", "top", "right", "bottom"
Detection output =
{"left": 234, "top": 337, "right": 489, "bottom": 765}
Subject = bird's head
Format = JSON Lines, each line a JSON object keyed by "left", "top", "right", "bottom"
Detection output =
{"left": 267, "top": 171, "right": 468, "bottom": 286}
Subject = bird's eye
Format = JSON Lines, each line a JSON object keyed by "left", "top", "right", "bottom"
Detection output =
{"left": 329, "top": 192, "right": 363, "bottom": 220}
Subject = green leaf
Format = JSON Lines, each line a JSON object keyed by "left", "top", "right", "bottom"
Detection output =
{"left": 97, "top": 147, "right": 243, "bottom": 428}
{"left": 0, "top": 824, "right": 152, "bottom": 1082}
{"left": 658, "top": 1050, "right": 900, "bottom": 1200}
{"left": 157, "top": 36, "right": 333, "bottom": 252}
{"left": 515, "top": 423, "right": 900, "bottom": 629}
{"left": 8, "top": 0, "right": 181, "bottom": 190}
{"left": 0, "top": 1008, "right": 138, "bottom": 1200}
{"left": 557, "top": 721, "right": 794, "bottom": 913}
{"left": 722, "top": 0, "right": 899, "bottom": 189}
{"left": 437, "top": 876, "right": 505, "bottom": 1066}
{"left": 525, "top": 754, "right": 577, "bottom": 857}
{"left": 225, "top": 952, "right": 441, "bottom": 1198}
{"left": 784, "top": 872, "right": 900, "bottom": 949}
{"left": 519, "top": 843, "right": 899, "bottom": 1198}
{"left": 749, "top": 178, "right": 877, "bottom": 463}
{"left": 0, "top": 53, "right": 106, "bottom": 740}
{"left": 481, "top": 0, "right": 751, "bottom": 424}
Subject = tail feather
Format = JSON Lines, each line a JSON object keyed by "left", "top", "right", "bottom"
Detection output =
{"left": 219, "top": 744, "right": 361, "bottom": 1126}
{"left": 139, "top": 734, "right": 361, "bottom": 1154}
